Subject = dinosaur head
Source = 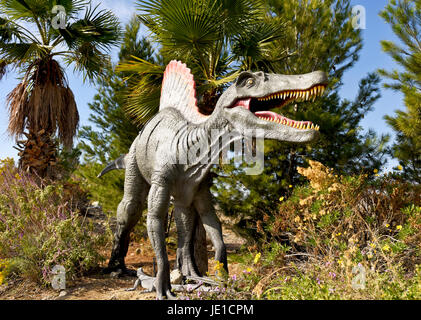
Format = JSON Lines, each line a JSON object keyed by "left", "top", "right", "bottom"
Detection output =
{"left": 215, "top": 71, "right": 328, "bottom": 143}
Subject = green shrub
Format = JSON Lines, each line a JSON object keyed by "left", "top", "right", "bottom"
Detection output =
{"left": 0, "top": 159, "right": 111, "bottom": 286}
{"left": 262, "top": 161, "right": 421, "bottom": 272}
{"left": 227, "top": 160, "right": 421, "bottom": 300}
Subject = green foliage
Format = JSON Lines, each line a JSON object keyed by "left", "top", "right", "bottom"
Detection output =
{"left": 0, "top": 0, "right": 121, "bottom": 80}
{"left": 213, "top": 0, "right": 389, "bottom": 240}
{"left": 189, "top": 163, "right": 421, "bottom": 300}
{"left": 76, "top": 17, "right": 152, "bottom": 215}
{"left": 0, "top": 159, "right": 110, "bottom": 285}
{"left": 267, "top": 161, "right": 420, "bottom": 264}
{"left": 119, "top": 0, "right": 285, "bottom": 120}
{"left": 379, "top": 0, "right": 421, "bottom": 183}
{"left": 72, "top": 163, "right": 125, "bottom": 215}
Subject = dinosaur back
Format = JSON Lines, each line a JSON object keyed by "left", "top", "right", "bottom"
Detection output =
{"left": 160, "top": 60, "right": 208, "bottom": 124}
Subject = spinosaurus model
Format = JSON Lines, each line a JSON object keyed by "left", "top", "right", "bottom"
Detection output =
{"left": 101, "top": 60, "right": 327, "bottom": 299}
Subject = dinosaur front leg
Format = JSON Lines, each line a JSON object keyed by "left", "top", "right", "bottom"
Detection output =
{"left": 147, "top": 183, "right": 176, "bottom": 299}
{"left": 194, "top": 188, "right": 228, "bottom": 273}
{"left": 174, "top": 206, "right": 201, "bottom": 277}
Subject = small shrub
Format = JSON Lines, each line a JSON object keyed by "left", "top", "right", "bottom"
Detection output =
{"left": 0, "top": 159, "right": 111, "bottom": 286}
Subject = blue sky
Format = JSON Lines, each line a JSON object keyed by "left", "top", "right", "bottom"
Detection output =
{"left": 0, "top": 0, "right": 403, "bottom": 170}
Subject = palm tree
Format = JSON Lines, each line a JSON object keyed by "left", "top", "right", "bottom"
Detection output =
{"left": 0, "top": 0, "right": 120, "bottom": 178}
{"left": 117, "top": 0, "right": 285, "bottom": 124}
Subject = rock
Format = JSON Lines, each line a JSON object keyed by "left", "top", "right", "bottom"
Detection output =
{"left": 54, "top": 290, "right": 68, "bottom": 300}
{"left": 59, "top": 290, "right": 67, "bottom": 297}
{"left": 170, "top": 269, "right": 183, "bottom": 284}
{"left": 135, "top": 248, "right": 141, "bottom": 255}
{"left": 110, "top": 294, "right": 118, "bottom": 300}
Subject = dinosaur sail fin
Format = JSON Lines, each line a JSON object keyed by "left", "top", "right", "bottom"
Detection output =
{"left": 160, "top": 60, "right": 208, "bottom": 124}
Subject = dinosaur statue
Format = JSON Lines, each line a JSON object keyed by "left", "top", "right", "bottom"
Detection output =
{"left": 102, "top": 60, "right": 327, "bottom": 299}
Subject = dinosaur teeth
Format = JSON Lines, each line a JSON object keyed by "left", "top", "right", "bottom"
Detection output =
{"left": 255, "top": 85, "right": 325, "bottom": 103}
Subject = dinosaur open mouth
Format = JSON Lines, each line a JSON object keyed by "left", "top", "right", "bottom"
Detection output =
{"left": 232, "top": 84, "right": 326, "bottom": 130}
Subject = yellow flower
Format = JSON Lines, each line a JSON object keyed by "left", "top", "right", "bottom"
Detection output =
{"left": 0, "top": 273, "right": 4, "bottom": 285}
{"left": 373, "top": 169, "right": 378, "bottom": 174}
{"left": 396, "top": 225, "right": 402, "bottom": 230}
{"left": 279, "top": 196, "right": 284, "bottom": 202}
{"left": 382, "top": 244, "right": 390, "bottom": 252}
{"left": 367, "top": 253, "right": 373, "bottom": 259}
{"left": 214, "top": 260, "right": 224, "bottom": 272}
{"left": 253, "top": 253, "right": 261, "bottom": 264}
{"left": 246, "top": 267, "right": 252, "bottom": 273}
{"left": 337, "top": 259, "right": 344, "bottom": 266}
{"left": 385, "top": 224, "right": 390, "bottom": 228}
{"left": 370, "top": 243, "right": 376, "bottom": 249}
{"left": 289, "top": 185, "right": 293, "bottom": 188}
{"left": 397, "top": 165, "right": 403, "bottom": 171}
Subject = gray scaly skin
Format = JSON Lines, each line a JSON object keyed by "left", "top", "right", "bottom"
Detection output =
{"left": 103, "top": 62, "right": 327, "bottom": 299}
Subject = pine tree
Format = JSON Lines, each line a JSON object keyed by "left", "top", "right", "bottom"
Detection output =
{"left": 212, "top": 0, "right": 390, "bottom": 241}
{"left": 379, "top": 0, "right": 421, "bottom": 183}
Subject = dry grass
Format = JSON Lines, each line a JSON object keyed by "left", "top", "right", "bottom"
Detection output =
{"left": 7, "top": 58, "right": 79, "bottom": 148}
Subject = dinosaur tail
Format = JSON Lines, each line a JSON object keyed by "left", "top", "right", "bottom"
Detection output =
{"left": 97, "top": 154, "right": 128, "bottom": 178}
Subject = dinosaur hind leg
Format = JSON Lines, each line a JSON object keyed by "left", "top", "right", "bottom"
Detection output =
{"left": 106, "top": 151, "right": 149, "bottom": 275}
{"left": 147, "top": 182, "right": 176, "bottom": 299}
{"left": 193, "top": 187, "right": 228, "bottom": 273}
{"left": 174, "top": 205, "right": 201, "bottom": 277}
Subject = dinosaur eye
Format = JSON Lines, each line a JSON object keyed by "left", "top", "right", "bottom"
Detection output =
{"left": 246, "top": 78, "right": 255, "bottom": 86}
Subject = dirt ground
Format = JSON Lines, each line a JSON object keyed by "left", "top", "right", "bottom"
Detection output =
{"left": 0, "top": 217, "right": 246, "bottom": 300}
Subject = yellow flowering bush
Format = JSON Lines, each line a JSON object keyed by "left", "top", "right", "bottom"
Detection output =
{"left": 260, "top": 160, "right": 420, "bottom": 275}
{"left": 0, "top": 259, "right": 10, "bottom": 285}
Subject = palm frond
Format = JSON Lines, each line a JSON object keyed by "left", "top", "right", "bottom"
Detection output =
{"left": 231, "top": 18, "right": 287, "bottom": 71}
{"left": 0, "top": 60, "right": 7, "bottom": 79}
{"left": 124, "top": 82, "right": 162, "bottom": 126}
{"left": 0, "top": 0, "right": 50, "bottom": 20}
{"left": 217, "top": 0, "right": 266, "bottom": 36}
{"left": 116, "top": 56, "right": 164, "bottom": 124}
{"left": 59, "top": 3, "right": 121, "bottom": 51}
{"left": 7, "top": 58, "right": 79, "bottom": 148}
{"left": 137, "top": 0, "right": 225, "bottom": 63}
{"left": 0, "top": 15, "right": 39, "bottom": 43}
{"left": 0, "top": 42, "right": 49, "bottom": 66}
{"left": 117, "top": 56, "right": 164, "bottom": 75}
{"left": 64, "top": 42, "right": 111, "bottom": 81}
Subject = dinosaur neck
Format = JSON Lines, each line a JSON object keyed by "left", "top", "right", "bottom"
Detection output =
{"left": 201, "top": 106, "right": 230, "bottom": 132}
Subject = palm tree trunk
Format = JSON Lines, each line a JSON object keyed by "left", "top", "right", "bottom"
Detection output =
{"left": 15, "top": 128, "right": 57, "bottom": 179}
